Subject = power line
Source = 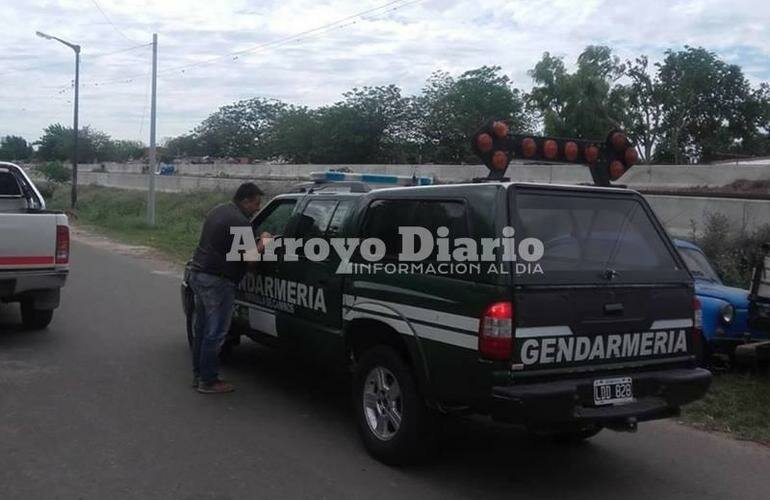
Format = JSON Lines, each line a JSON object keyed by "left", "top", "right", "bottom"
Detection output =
{"left": 65, "top": 0, "right": 423, "bottom": 90}
{"left": 89, "top": 0, "right": 140, "bottom": 45}
{"left": 6, "top": 42, "right": 151, "bottom": 78}
{"left": 160, "top": 0, "right": 419, "bottom": 76}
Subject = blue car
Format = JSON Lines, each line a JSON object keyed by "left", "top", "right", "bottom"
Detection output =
{"left": 674, "top": 239, "right": 768, "bottom": 357}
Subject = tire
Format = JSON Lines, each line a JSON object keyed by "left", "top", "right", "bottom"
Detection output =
{"left": 353, "top": 345, "right": 436, "bottom": 465}
{"left": 530, "top": 425, "right": 603, "bottom": 443}
{"left": 20, "top": 301, "right": 54, "bottom": 330}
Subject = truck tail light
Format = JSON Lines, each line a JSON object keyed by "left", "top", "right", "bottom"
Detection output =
{"left": 479, "top": 301, "right": 513, "bottom": 360}
{"left": 56, "top": 225, "right": 69, "bottom": 264}
{"left": 693, "top": 297, "right": 703, "bottom": 357}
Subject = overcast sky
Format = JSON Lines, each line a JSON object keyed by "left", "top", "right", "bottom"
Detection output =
{"left": 2, "top": 0, "right": 769, "bottom": 144}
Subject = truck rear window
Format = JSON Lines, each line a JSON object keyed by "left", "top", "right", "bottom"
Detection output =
{"left": 512, "top": 190, "right": 685, "bottom": 284}
{"left": 0, "top": 171, "right": 22, "bottom": 196}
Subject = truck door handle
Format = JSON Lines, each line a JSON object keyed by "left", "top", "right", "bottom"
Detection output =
{"left": 604, "top": 303, "right": 624, "bottom": 315}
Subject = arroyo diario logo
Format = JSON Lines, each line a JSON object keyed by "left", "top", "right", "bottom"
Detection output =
{"left": 227, "top": 226, "right": 545, "bottom": 276}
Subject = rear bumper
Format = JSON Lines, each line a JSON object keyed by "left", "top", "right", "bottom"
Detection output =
{"left": 491, "top": 368, "right": 711, "bottom": 425}
{"left": 0, "top": 269, "right": 68, "bottom": 297}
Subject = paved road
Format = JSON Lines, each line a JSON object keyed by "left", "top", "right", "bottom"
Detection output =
{"left": 2, "top": 239, "right": 770, "bottom": 500}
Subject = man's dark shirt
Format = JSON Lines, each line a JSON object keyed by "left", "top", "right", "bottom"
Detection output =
{"left": 191, "top": 202, "right": 251, "bottom": 283}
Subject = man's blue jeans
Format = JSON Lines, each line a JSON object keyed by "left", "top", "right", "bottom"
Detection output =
{"left": 189, "top": 271, "right": 236, "bottom": 384}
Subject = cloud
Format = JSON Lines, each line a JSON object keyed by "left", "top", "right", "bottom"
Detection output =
{"left": 1, "top": 0, "right": 768, "bottom": 142}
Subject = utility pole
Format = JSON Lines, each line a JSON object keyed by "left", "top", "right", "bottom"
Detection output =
{"left": 147, "top": 33, "right": 158, "bottom": 226}
{"left": 36, "top": 31, "right": 80, "bottom": 208}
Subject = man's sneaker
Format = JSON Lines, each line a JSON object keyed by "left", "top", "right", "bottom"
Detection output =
{"left": 197, "top": 380, "right": 235, "bottom": 394}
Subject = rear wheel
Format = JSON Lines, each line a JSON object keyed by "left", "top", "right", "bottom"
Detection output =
{"left": 353, "top": 345, "right": 436, "bottom": 465}
{"left": 20, "top": 300, "right": 54, "bottom": 330}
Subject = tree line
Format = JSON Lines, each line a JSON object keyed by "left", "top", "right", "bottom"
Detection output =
{"left": 0, "top": 125, "right": 144, "bottom": 163}
{"left": 5, "top": 45, "right": 768, "bottom": 165}
{"left": 166, "top": 45, "right": 769, "bottom": 165}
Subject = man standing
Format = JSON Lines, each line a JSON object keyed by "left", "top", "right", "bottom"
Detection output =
{"left": 189, "top": 182, "right": 263, "bottom": 394}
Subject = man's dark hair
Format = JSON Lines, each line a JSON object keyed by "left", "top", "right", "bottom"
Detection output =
{"left": 233, "top": 182, "right": 263, "bottom": 203}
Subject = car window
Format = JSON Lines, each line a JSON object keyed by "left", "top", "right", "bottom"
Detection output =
{"left": 513, "top": 191, "right": 683, "bottom": 284}
{"left": 327, "top": 200, "right": 354, "bottom": 237}
{"left": 361, "top": 200, "right": 416, "bottom": 257}
{"left": 361, "top": 199, "right": 468, "bottom": 258}
{"left": 253, "top": 199, "right": 296, "bottom": 236}
{"left": 296, "top": 199, "right": 338, "bottom": 238}
{"left": 0, "top": 171, "right": 21, "bottom": 196}
{"left": 678, "top": 247, "right": 721, "bottom": 283}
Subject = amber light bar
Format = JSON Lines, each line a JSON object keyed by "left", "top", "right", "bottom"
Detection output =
{"left": 471, "top": 120, "right": 639, "bottom": 186}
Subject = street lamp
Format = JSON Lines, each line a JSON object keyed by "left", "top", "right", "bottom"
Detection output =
{"left": 36, "top": 31, "right": 80, "bottom": 209}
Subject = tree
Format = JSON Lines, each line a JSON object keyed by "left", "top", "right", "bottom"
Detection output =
{"left": 340, "top": 85, "right": 415, "bottom": 163}
{"left": 264, "top": 86, "right": 414, "bottom": 164}
{"left": 264, "top": 106, "right": 317, "bottom": 163}
{"left": 528, "top": 46, "right": 626, "bottom": 140}
{"left": 0, "top": 135, "right": 33, "bottom": 161}
{"left": 163, "top": 134, "right": 201, "bottom": 158}
{"left": 655, "top": 46, "right": 756, "bottom": 163}
{"left": 192, "top": 98, "right": 287, "bottom": 158}
{"left": 623, "top": 56, "right": 663, "bottom": 163}
{"left": 35, "top": 123, "right": 72, "bottom": 161}
{"left": 418, "top": 66, "right": 530, "bottom": 163}
{"left": 109, "top": 140, "right": 145, "bottom": 162}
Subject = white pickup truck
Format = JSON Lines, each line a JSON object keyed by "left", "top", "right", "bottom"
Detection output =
{"left": 0, "top": 162, "right": 69, "bottom": 329}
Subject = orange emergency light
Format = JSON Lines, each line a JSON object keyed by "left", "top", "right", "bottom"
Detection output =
{"left": 471, "top": 120, "right": 638, "bottom": 186}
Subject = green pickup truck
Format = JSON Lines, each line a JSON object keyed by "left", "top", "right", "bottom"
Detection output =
{"left": 182, "top": 174, "right": 711, "bottom": 464}
{"left": 182, "top": 126, "right": 712, "bottom": 464}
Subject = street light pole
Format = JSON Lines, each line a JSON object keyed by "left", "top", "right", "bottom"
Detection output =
{"left": 36, "top": 31, "right": 80, "bottom": 209}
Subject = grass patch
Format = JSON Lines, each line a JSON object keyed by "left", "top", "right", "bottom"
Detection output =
{"left": 49, "top": 185, "right": 230, "bottom": 262}
{"left": 681, "top": 372, "right": 770, "bottom": 444}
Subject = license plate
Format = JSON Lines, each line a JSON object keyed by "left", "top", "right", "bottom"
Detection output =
{"left": 593, "top": 377, "right": 634, "bottom": 406}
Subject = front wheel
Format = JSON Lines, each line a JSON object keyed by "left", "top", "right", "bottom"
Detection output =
{"left": 20, "top": 301, "right": 54, "bottom": 330}
{"left": 353, "top": 345, "right": 436, "bottom": 465}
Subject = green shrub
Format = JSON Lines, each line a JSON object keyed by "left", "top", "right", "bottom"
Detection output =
{"left": 696, "top": 212, "right": 770, "bottom": 288}
{"left": 34, "top": 180, "right": 57, "bottom": 201}
{"left": 36, "top": 161, "right": 72, "bottom": 184}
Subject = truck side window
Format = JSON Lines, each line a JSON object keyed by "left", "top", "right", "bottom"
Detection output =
{"left": 326, "top": 200, "right": 353, "bottom": 237}
{"left": 253, "top": 200, "right": 297, "bottom": 236}
{"left": 361, "top": 199, "right": 468, "bottom": 259}
{"left": 361, "top": 200, "right": 419, "bottom": 257}
{"left": 296, "top": 200, "right": 338, "bottom": 238}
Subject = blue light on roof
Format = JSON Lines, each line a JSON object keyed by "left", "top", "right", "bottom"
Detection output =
{"left": 311, "top": 171, "right": 434, "bottom": 186}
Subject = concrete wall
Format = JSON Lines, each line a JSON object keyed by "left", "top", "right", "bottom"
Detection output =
{"left": 76, "top": 171, "right": 295, "bottom": 200}
{"left": 72, "top": 170, "right": 770, "bottom": 238}
{"left": 76, "top": 161, "right": 770, "bottom": 189}
{"left": 645, "top": 195, "right": 770, "bottom": 237}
